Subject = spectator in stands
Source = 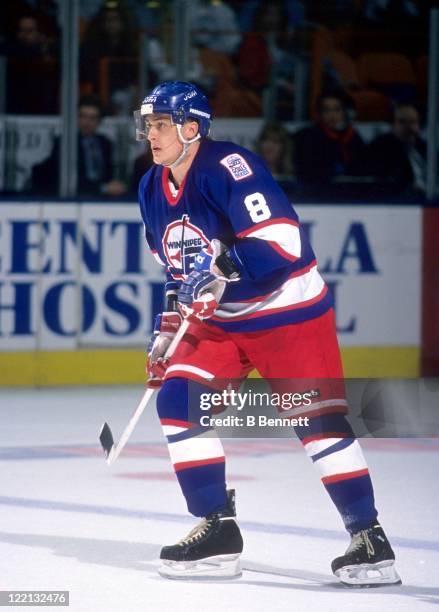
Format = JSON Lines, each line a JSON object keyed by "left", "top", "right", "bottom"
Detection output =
{"left": 294, "top": 90, "right": 367, "bottom": 186}
{"left": 362, "top": 0, "right": 428, "bottom": 56}
{"left": 366, "top": 103, "right": 427, "bottom": 195}
{"left": 306, "top": 0, "right": 361, "bottom": 25}
{"left": 148, "top": 4, "right": 260, "bottom": 117}
{"left": 238, "top": 1, "right": 299, "bottom": 120}
{"left": 3, "top": 1, "right": 59, "bottom": 40}
{"left": 190, "top": 0, "right": 241, "bottom": 56}
{"left": 32, "top": 96, "right": 127, "bottom": 197}
{"left": 363, "top": 0, "right": 425, "bottom": 27}
{"left": 79, "top": 0, "right": 163, "bottom": 31}
{"left": 147, "top": 5, "right": 211, "bottom": 91}
{"left": 80, "top": 4, "right": 139, "bottom": 114}
{"left": 6, "top": 12, "right": 59, "bottom": 114}
{"left": 16, "top": 14, "right": 45, "bottom": 46}
{"left": 237, "top": 0, "right": 305, "bottom": 32}
{"left": 255, "top": 122, "right": 294, "bottom": 179}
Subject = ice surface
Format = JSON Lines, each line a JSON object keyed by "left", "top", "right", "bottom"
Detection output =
{"left": 1, "top": 387, "right": 438, "bottom": 612}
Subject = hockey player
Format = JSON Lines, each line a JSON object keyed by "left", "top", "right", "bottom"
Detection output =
{"left": 135, "top": 81, "right": 401, "bottom": 586}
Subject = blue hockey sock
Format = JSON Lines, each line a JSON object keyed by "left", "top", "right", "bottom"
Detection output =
{"left": 296, "top": 413, "right": 378, "bottom": 533}
{"left": 156, "top": 377, "right": 227, "bottom": 517}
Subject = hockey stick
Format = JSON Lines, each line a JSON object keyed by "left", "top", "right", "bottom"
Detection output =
{"left": 99, "top": 318, "right": 190, "bottom": 466}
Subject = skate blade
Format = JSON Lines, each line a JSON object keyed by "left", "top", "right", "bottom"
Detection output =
{"left": 335, "top": 559, "right": 402, "bottom": 587}
{"left": 159, "top": 554, "right": 242, "bottom": 580}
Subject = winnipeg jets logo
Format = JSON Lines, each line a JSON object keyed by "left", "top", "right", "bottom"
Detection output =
{"left": 162, "top": 215, "right": 209, "bottom": 279}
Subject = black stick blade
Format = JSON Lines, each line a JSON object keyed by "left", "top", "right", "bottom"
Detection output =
{"left": 99, "top": 422, "right": 114, "bottom": 458}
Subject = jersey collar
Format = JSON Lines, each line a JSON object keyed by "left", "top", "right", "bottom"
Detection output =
{"left": 161, "top": 166, "right": 187, "bottom": 207}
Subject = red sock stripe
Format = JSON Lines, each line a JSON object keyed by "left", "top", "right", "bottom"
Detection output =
{"left": 174, "top": 456, "right": 225, "bottom": 472}
{"left": 322, "top": 468, "right": 370, "bottom": 485}
{"left": 160, "top": 418, "right": 195, "bottom": 429}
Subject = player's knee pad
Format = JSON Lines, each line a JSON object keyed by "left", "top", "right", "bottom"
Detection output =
{"left": 156, "top": 377, "right": 211, "bottom": 427}
{"left": 156, "top": 377, "right": 189, "bottom": 423}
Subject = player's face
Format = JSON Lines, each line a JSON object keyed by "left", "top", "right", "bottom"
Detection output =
{"left": 146, "top": 114, "right": 182, "bottom": 166}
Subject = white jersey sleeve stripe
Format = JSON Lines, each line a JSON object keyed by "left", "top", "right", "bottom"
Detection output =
{"left": 213, "top": 264, "right": 326, "bottom": 321}
{"left": 225, "top": 260, "right": 317, "bottom": 304}
{"left": 237, "top": 217, "right": 301, "bottom": 260}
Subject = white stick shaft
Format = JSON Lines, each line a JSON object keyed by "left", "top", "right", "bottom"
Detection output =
{"left": 164, "top": 317, "right": 190, "bottom": 359}
{"left": 106, "top": 387, "right": 154, "bottom": 465}
{"left": 106, "top": 318, "right": 190, "bottom": 465}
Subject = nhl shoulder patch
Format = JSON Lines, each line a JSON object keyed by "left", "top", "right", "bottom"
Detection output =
{"left": 220, "top": 153, "right": 253, "bottom": 181}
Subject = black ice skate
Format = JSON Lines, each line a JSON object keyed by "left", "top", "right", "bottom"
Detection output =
{"left": 159, "top": 489, "right": 243, "bottom": 579}
{"left": 332, "top": 522, "right": 401, "bottom": 587}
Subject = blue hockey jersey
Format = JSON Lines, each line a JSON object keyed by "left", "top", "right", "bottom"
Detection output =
{"left": 138, "top": 139, "right": 332, "bottom": 332}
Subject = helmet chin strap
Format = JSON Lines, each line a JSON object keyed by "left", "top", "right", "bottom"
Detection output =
{"left": 165, "top": 123, "right": 201, "bottom": 170}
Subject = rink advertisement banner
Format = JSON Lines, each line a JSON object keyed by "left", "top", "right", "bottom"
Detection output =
{"left": 296, "top": 205, "right": 421, "bottom": 346}
{"left": 187, "top": 378, "right": 439, "bottom": 438}
{"left": 0, "top": 203, "right": 165, "bottom": 350}
{"left": 0, "top": 203, "right": 420, "bottom": 351}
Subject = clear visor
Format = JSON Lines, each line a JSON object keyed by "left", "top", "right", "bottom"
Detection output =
{"left": 133, "top": 109, "right": 179, "bottom": 142}
{"left": 133, "top": 108, "right": 201, "bottom": 152}
{"left": 133, "top": 109, "right": 149, "bottom": 141}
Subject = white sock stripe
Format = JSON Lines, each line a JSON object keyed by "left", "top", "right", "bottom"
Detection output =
{"left": 310, "top": 439, "right": 368, "bottom": 478}
{"left": 162, "top": 425, "right": 188, "bottom": 436}
{"left": 304, "top": 437, "right": 342, "bottom": 457}
{"left": 168, "top": 435, "right": 225, "bottom": 466}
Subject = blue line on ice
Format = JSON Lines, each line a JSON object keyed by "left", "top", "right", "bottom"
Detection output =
{"left": 0, "top": 495, "right": 437, "bottom": 553}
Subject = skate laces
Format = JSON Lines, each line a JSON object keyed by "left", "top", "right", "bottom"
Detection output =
{"left": 177, "top": 517, "right": 214, "bottom": 547}
{"left": 348, "top": 529, "right": 375, "bottom": 557}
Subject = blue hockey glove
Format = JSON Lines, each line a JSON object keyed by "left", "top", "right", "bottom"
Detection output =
{"left": 193, "top": 239, "right": 241, "bottom": 280}
{"left": 178, "top": 270, "right": 225, "bottom": 320}
{"left": 178, "top": 240, "right": 240, "bottom": 320}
